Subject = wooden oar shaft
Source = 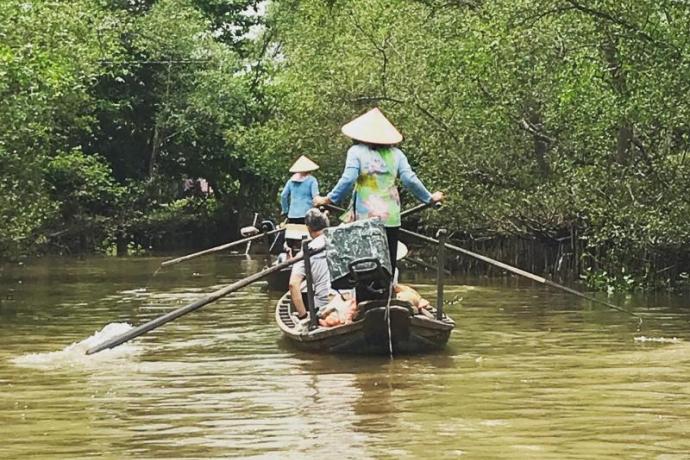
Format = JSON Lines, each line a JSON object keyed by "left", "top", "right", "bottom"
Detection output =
{"left": 401, "top": 228, "right": 547, "bottom": 281}
{"left": 400, "top": 201, "right": 439, "bottom": 218}
{"left": 399, "top": 228, "right": 640, "bottom": 318}
{"left": 161, "top": 227, "right": 283, "bottom": 267}
{"left": 324, "top": 203, "right": 345, "bottom": 214}
{"left": 405, "top": 256, "right": 451, "bottom": 275}
{"left": 87, "top": 249, "right": 321, "bottom": 355}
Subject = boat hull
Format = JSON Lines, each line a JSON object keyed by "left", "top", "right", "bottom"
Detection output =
{"left": 275, "top": 293, "right": 454, "bottom": 355}
{"left": 265, "top": 266, "right": 291, "bottom": 291}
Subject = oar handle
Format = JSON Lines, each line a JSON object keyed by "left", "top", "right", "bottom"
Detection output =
{"left": 322, "top": 203, "right": 346, "bottom": 214}
{"left": 160, "top": 227, "right": 283, "bottom": 267}
{"left": 87, "top": 247, "right": 324, "bottom": 355}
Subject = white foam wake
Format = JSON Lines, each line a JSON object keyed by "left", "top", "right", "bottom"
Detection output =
{"left": 12, "top": 322, "right": 137, "bottom": 368}
{"left": 634, "top": 336, "right": 682, "bottom": 343}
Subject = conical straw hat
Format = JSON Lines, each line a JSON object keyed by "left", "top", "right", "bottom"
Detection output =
{"left": 289, "top": 155, "right": 319, "bottom": 173}
{"left": 341, "top": 108, "right": 403, "bottom": 145}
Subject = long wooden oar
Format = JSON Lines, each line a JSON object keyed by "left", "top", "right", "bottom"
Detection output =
{"left": 400, "top": 201, "right": 441, "bottom": 218}
{"left": 400, "top": 228, "right": 642, "bottom": 322}
{"left": 405, "top": 256, "right": 451, "bottom": 275}
{"left": 86, "top": 248, "right": 321, "bottom": 355}
{"left": 160, "top": 227, "right": 283, "bottom": 267}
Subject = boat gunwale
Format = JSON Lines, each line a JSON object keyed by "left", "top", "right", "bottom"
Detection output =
{"left": 275, "top": 292, "right": 455, "bottom": 343}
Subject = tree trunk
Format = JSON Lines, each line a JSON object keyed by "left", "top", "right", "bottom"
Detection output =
{"left": 521, "top": 101, "right": 551, "bottom": 177}
{"left": 148, "top": 125, "right": 160, "bottom": 177}
{"left": 615, "top": 123, "right": 633, "bottom": 164}
{"left": 528, "top": 109, "right": 551, "bottom": 177}
{"left": 601, "top": 33, "right": 632, "bottom": 164}
{"left": 116, "top": 234, "right": 128, "bottom": 257}
{"left": 148, "top": 63, "right": 172, "bottom": 177}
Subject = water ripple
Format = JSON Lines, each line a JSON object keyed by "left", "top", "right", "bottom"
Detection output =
{"left": 2, "top": 257, "right": 690, "bottom": 458}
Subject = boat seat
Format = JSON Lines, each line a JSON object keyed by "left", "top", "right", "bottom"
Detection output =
{"left": 325, "top": 219, "right": 392, "bottom": 289}
{"left": 347, "top": 257, "right": 390, "bottom": 285}
{"left": 346, "top": 257, "right": 394, "bottom": 303}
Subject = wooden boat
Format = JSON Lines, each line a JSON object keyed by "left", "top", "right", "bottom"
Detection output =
{"left": 275, "top": 292, "right": 454, "bottom": 354}
{"left": 265, "top": 265, "right": 291, "bottom": 291}
{"left": 263, "top": 223, "right": 309, "bottom": 291}
{"left": 264, "top": 242, "right": 409, "bottom": 292}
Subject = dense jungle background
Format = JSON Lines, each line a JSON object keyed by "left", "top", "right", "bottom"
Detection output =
{"left": 2, "top": 0, "right": 690, "bottom": 290}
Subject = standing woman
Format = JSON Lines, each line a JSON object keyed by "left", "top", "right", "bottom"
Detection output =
{"left": 280, "top": 155, "right": 320, "bottom": 224}
{"left": 313, "top": 108, "right": 443, "bottom": 274}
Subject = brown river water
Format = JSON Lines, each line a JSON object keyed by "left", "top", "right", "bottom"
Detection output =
{"left": 1, "top": 255, "right": 690, "bottom": 459}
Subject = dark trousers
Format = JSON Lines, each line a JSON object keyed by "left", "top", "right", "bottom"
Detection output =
{"left": 386, "top": 226, "right": 399, "bottom": 277}
{"left": 272, "top": 217, "right": 306, "bottom": 254}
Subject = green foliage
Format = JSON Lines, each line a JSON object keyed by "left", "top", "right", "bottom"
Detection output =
{"left": 41, "top": 149, "right": 125, "bottom": 254}
{"left": 0, "top": 147, "right": 56, "bottom": 256}
{"left": 0, "top": 0, "right": 121, "bottom": 257}
{"left": 261, "top": 0, "right": 690, "bottom": 289}
{"left": 3, "top": 0, "right": 690, "bottom": 291}
{"left": 581, "top": 267, "right": 637, "bottom": 294}
{"left": 0, "top": 0, "right": 122, "bottom": 150}
{"left": 0, "top": 0, "right": 278, "bottom": 257}
{"left": 45, "top": 149, "right": 123, "bottom": 217}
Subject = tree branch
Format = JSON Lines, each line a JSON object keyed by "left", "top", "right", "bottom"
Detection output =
{"left": 564, "top": 0, "right": 681, "bottom": 55}
{"left": 512, "top": 5, "right": 576, "bottom": 28}
{"left": 348, "top": 95, "right": 406, "bottom": 105}
{"left": 519, "top": 117, "right": 555, "bottom": 144}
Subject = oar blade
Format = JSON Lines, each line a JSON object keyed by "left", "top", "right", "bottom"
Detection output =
{"left": 86, "top": 248, "right": 317, "bottom": 355}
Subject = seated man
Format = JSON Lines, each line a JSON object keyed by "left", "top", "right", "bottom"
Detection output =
{"left": 289, "top": 208, "right": 331, "bottom": 322}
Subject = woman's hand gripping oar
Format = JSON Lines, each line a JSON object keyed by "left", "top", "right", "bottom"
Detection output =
{"left": 160, "top": 225, "right": 284, "bottom": 267}
{"left": 399, "top": 228, "right": 643, "bottom": 325}
{"left": 86, "top": 247, "right": 323, "bottom": 355}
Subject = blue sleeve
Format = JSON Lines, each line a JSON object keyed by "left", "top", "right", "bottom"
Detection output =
{"left": 327, "top": 148, "right": 360, "bottom": 204}
{"left": 311, "top": 177, "right": 319, "bottom": 198}
{"left": 280, "top": 180, "right": 291, "bottom": 214}
{"left": 398, "top": 150, "right": 432, "bottom": 203}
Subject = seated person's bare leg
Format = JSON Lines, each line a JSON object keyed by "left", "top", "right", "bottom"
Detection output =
{"left": 288, "top": 273, "right": 308, "bottom": 319}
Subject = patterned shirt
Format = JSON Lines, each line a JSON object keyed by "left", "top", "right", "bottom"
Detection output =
{"left": 326, "top": 144, "right": 432, "bottom": 227}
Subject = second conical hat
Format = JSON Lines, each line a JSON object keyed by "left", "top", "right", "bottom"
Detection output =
{"left": 289, "top": 155, "right": 319, "bottom": 173}
{"left": 341, "top": 108, "right": 403, "bottom": 145}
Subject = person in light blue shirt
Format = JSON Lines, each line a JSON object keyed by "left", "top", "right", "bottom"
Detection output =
{"left": 280, "top": 155, "right": 320, "bottom": 224}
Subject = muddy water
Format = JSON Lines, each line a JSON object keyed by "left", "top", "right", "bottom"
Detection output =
{"left": 1, "top": 255, "right": 690, "bottom": 459}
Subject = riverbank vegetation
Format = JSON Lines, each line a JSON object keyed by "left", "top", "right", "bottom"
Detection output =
{"left": 2, "top": 0, "right": 690, "bottom": 290}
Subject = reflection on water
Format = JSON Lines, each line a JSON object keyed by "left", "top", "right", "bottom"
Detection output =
{"left": 2, "top": 255, "right": 690, "bottom": 458}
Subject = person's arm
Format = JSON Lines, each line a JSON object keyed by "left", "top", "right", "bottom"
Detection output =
{"left": 280, "top": 180, "right": 291, "bottom": 215}
{"left": 325, "top": 147, "right": 360, "bottom": 205}
{"left": 289, "top": 260, "right": 307, "bottom": 317}
{"left": 397, "top": 149, "right": 433, "bottom": 203}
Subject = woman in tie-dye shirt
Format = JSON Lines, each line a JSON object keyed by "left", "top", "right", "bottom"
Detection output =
{"left": 314, "top": 108, "right": 443, "bottom": 274}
